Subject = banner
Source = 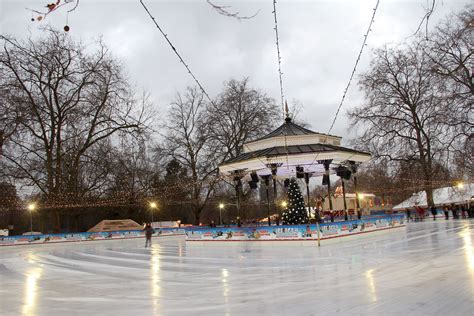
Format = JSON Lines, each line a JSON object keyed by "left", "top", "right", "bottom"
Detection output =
{"left": 185, "top": 215, "right": 405, "bottom": 242}
{"left": 0, "top": 228, "right": 185, "bottom": 247}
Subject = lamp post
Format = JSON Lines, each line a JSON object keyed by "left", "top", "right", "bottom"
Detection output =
{"left": 27, "top": 203, "right": 35, "bottom": 233}
{"left": 218, "top": 203, "right": 224, "bottom": 226}
{"left": 149, "top": 202, "right": 157, "bottom": 224}
{"left": 319, "top": 160, "right": 333, "bottom": 210}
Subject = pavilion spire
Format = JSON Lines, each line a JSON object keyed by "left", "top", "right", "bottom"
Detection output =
{"left": 284, "top": 100, "right": 291, "bottom": 122}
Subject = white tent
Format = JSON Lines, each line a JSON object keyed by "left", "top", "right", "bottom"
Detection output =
{"left": 393, "top": 183, "right": 473, "bottom": 210}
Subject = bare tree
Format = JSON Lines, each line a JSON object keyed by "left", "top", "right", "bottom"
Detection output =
{"left": 0, "top": 87, "right": 21, "bottom": 157}
{"left": 349, "top": 43, "right": 462, "bottom": 208}
{"left": 0, "top": 28, "right": 151, "bottom": 230}
{"left": 104, "top": 134, "right": 157, "bottom": 203}
{"left": 410, "top": 0, "right": 436, "bottom": 39}
{"left": 207, "top": 78, "right": 280, "bottom": 161}
{"left": 424, "top": 7, "right": 473, "bottom": 136}
{"left": 426, "top": 7, "right": 473, "bottom": 93}
{"left": 162, "top": 87, "right": 216, "bottom": 224}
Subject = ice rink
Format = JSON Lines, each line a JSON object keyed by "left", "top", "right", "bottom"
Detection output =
{"left": 1, "top": 220, "right": 473, "bottom": 315}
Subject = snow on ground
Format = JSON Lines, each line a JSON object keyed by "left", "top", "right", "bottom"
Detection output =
{"left": 1, "top": 220, "right": 473, "bottom": 315}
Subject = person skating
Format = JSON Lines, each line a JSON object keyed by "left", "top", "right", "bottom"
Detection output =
{"left": 431, "top": 206, "right": 437, "bottom": 221}
{"left": 461, "top": 205, "right": 467, "bottom": 218}
{"left": 143, "top": 223, "right": 154, "bottom": 248}
{"left": 451, "top": 204, "right": 458, "bottom": 219}
{"left": 443, "top": 205, "right": 449, "bottom": 220}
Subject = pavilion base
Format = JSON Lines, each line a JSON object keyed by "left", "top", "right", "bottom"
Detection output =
{"left": 185, "top": 215, "right": 405, "bottom": 244}
{"left": 186, "top": 225, "right": 405, "bottom": 246}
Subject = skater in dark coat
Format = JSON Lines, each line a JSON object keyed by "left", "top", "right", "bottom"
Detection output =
{"left": 431, "top": 206, "right": 437, "bottom": 220}
{"left": 143, "top": 223, "right": 154, "bottom": 248}
{"left": 451, "top": 204, "right": 458, "bottom": 219}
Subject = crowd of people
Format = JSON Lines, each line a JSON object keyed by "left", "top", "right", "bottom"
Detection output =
{"left": 406, "top": 204, "right": 473, "bottom": 222}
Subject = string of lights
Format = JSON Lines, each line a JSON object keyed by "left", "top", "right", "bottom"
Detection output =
{"left": 327, "top": 0, "right": 380, "bottom": 137}
{"left": 272, "top": 0, "right": 286, "bottom": 120}
{"left": 1, "top": 173, "right": 465, "bottom": 211}
{"left": 308, "top": 0, "right": 380, "bottom": 168}
{"left": 139, "top": 0, "right": 216, "bottom": 106}
{"left": 271, "top": 1, "right": 291, "bottom": 170}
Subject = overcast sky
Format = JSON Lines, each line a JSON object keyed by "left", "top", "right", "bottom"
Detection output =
{"left": 1, "top": 0, "right": 470, "bottom": 143}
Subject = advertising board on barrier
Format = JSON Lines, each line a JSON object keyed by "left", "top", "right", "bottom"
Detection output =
{"left": 185, "top": 215, "right": 405, "bottom": 242}
{"left": 0, "top": 228, "right": 185, "bottom": 247}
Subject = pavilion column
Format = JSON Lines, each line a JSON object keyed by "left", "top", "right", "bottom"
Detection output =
{"left": 268, "top": 163, "right": 281, "bottom": 225}
{"left": 342, "top": 178, "right": 348, "bottom": 221}
{"left": 273, "top": 177, "right": 279, "bottom": 224}
{"left": 262, "top": 175, "right": 272, "bottom": 226}
{"left": 304, "top": 173, "right": 313, "bottom": 220}
{"left": 305, "top": 172, "right": 321, "bottom": 246}
{"left": 321, "top": 160, "right": 333, "bottom": 210}
{"left": 235, "top": 181, "right": 241, "bottom": 226}
{"left": 354, "top": 175, "right": 361, "bottom": 219}
{"left": 232, "top": 172, "right": 243, "bottom": 227}
{"left": 350, "top": 161, "right": 361, "bottom": 219}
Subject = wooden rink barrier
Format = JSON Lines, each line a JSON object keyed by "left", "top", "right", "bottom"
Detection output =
{"left": 0, "top": 227, "right": 185, "bottom": 247}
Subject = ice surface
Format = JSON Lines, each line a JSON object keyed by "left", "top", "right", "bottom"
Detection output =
{"left": 1, "top": 220, "right": 473, "bottom": 315}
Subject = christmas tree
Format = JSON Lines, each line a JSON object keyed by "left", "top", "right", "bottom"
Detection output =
{"left": 281, "top": 178, "right": 308, "bottom": 225}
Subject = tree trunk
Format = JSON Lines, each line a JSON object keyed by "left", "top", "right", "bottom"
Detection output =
{"left": 54, "top": 209, "right": 61, "bottom": 233}
{"left": 425, "top": 186, "right": 435, "bottom": 208}
{"left": 193, "top": 208, "right": 200, "bottom": 226}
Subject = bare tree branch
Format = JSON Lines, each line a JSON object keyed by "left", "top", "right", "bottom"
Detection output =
{"left": 207, "top": 0, "right": 259, "bottom": 20}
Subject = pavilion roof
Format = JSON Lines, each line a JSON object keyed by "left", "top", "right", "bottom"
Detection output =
{"left": 250, "top": 117, "right": 339, "bottom": 143}
{"left": 221, "top": 143, "right": 370, "bottom": 166}
{"left": 218, "top": 117, "right": 371, "bottom": 176}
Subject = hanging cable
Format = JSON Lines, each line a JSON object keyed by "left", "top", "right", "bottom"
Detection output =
{"left": 309, "top": 0, "right": 380, "bottom": 167}
{"left": 327, "top": 0, "right": 380, "bottom": 137}
{"left": 139, "top": 0, "right": 216, "bottom": 106}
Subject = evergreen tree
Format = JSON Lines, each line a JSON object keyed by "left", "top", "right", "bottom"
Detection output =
{"left": 281, "top": 178, "right": 308, "bottom": 225}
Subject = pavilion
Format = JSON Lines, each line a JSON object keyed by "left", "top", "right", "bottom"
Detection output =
{"left": 218, "top": 116, "right": 371, "bottom": 224}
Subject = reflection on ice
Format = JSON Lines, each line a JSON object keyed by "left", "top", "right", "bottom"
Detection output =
{"left": 460, "top": 227, "right": 474, "bottom": 270}
{"left": 365, "top": 269, "right": 377, "bottom": 303}
{"left": 221, "top": 268, "right": 229, "bottom": 297}
{"left": 22, "top": 267, "right": 42, "bottom": 315}
{"left": 0, "top": 220, "right": 472, "bottom": 315}
{"left": 150, "top": 246, "right": 161, "bottom": 312}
